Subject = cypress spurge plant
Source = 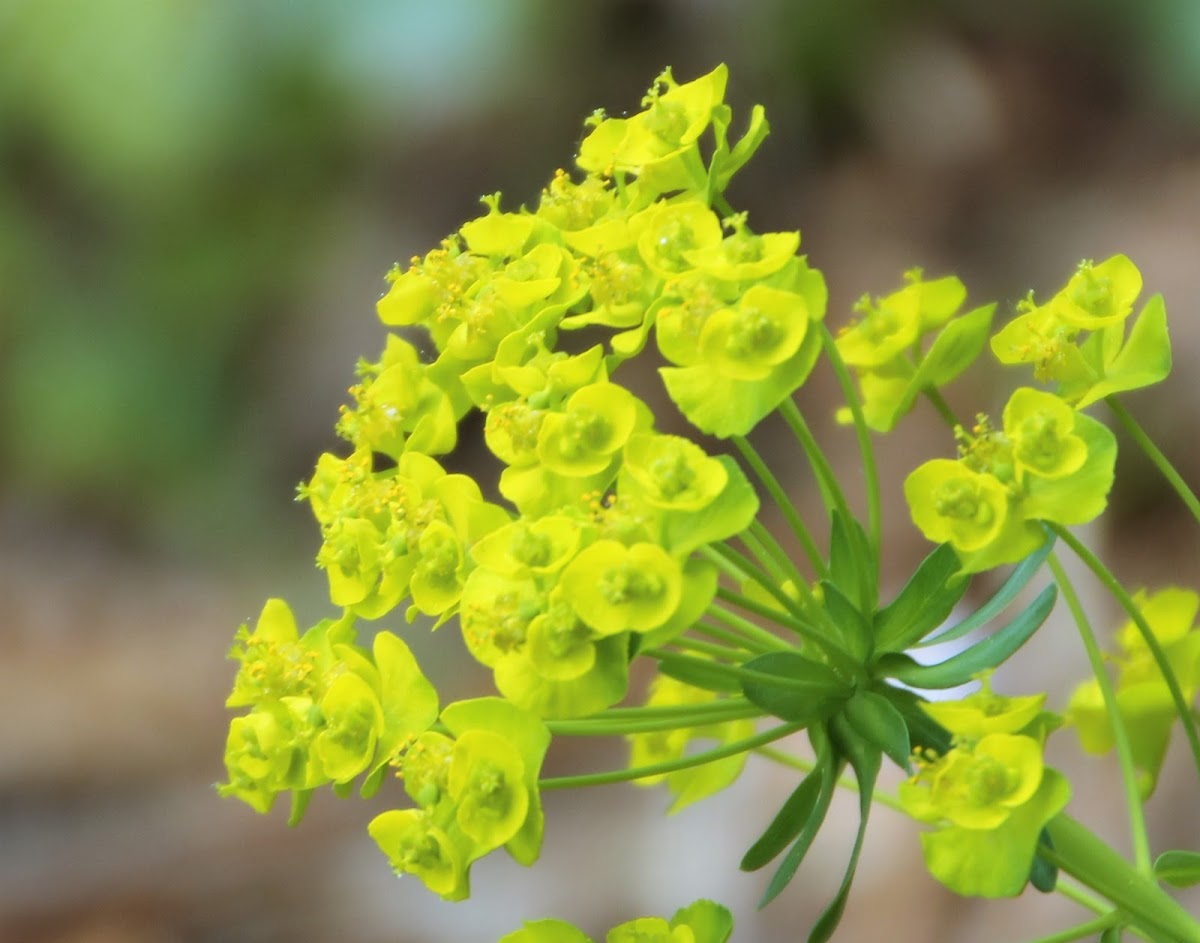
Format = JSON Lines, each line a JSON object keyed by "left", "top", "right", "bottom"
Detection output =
{"left": 220, "top": 64, "right": 1200, "bottom": 942}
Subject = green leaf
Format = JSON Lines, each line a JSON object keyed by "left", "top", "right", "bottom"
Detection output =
{"left": 1074, "top": 294, "right": 1172, "bottom": 408}
{"left": 741, "top": 652, "right": 852, "bottom": 723}
{"left": 741, "top": 760, "right": 826, "bottom": 871}
{"left": 915, "top": 534, "right": 1054, "bottom": 648}
{"left": 1154, "top": 850, "right": 1200, "bottom": 888}
{"left": 874, "top": 543, "right": 968, "bottom": 653}
{"left": 807, "top": 717, "right": 881, "bottom": 943}
{"left": 1029, "top": 828, "right": 1058, "bottom": 893}
{"left": 759, "top": 730, "right": 841, "bottom": 907}
{"left": 656, "top": 653, "right": 742, "bottom": 693}
{"left": 821, "top": 580, "right": 872, "bottom": 663}
{"left": 661, "top": 456, "right": 760, "bottom": 556}
{"left": 842, "top": 689, "right": 911, "bottom": 772}
{"left": 884, "top": 685, "right": 952, "bottom": 754}
{"left": 918, "top": 304, "right": 996, "bottom": 387}
{"left": 288, "top": 788, "right": 314, "bottom": 827}
{"left": 879, "top": 584, "right": 1057, "bottom": 689}
{"left": 829, "top": 511, "right": 877, "bottom": 615}
{"left": 1099, "top": 926, "right": 1123, "bottom": 943}
{"left": 709, "top": 103, "right": 770, "bottom": 195}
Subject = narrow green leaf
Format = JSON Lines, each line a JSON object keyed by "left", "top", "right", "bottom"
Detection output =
{"left": 880, "top": 584, "right": 1057, "bottom": 689}
{"left": 874, "top": 543, "right": 968, "bottom": 653}
{"left": 1029, "top": 827, "right": 1058, "bottom": 892}
{"left": 1099, "top": 926, "right": 1123, "bottom": 943}
{"left": 741, "top": 652, "right": 852, "bottom": 723}
{"left": 883, "top": 685, "right": 952, "bottom": 754}
{"left": 821, "top": 580, "right": 872, "bottom": 663}
{"left": 829, "top": 511, "right": 877, "bottom": 615}
{"left": 807, "top": 718, "right": 881, "bottom": 943}
{"left": 288, "top": 788, "right": 314, "bottom": 827}
{"left": 843, "top": 689, "right": 911, "bottom": 772}
{"left": 919, "top": 303, "right": 996, "bottom": 386}
{"left": 914, "top": 534, "right": 1055, "bottom": 648}
{"left": 741, "top": 762, "right": 825, "bottom": 871}
{"left": 1154, "top": 850, "right": 1200, "bottom": 888}
{"left": 759, "top": 734, "right": 841, "bottom": 907}
{"left": 657, "top": 653, "right": 742, "bottom": 693}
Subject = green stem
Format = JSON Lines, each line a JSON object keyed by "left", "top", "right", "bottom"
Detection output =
{"left": 755, "top": 745, "right": 905, "bottom": 813}
{"left": 644, "top": 648, "right": 831, "bottom": 693}
{"left": 714, "top": 586, "right": 859, "bottom": 676}
{"left": 1054, "top": 878, "right": 1121, "bottom": 921}
{"left": 1046, "top": 551, "right": 1150, "bottom": 874}
{"left": 1106, "top": 395, "right": 1200, "bottom": 527}
{"left": 691, "top": 619, "right": 753, "bottom": 652}
{"left": 923, "top": 386, "right": 962, "bottom": 429}
{"left": 1044, "top": 814, "right": 1200, "bottom": 943}
{"left": 547, "top": 701, "right": 764, "bottom": 737}
{"left": 739, "top": 521, "right": 806, "bottom": 590}
{"left": 667, "top": 635, "right": 746, "bottom": 662}
{"left": 705, "top": 604, "right": 793, "bottom": 653}
{"left": 818, "top": 323, "right": 883, "bottom": 556}
{"left": 1023, "top": 913, "right": 1120, "bottom": 943}
{"left": 539, "top": 721, "right": 804, "bottom": 790}
{"left": 731, "top": 434, "right": 827, "bottom": 577}
{"left": 777, "top": 396, "right": 851, "bottom": 526}
{"left": 1050, "top": 522, "right": 1200, "bottom": 781}
{"left": 702, "top": 543, "right": 805, "bottom": 621}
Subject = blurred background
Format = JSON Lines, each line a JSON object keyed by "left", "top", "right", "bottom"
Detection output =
{"left": 2, "top": 1, "right": 1200, "bottom": 940}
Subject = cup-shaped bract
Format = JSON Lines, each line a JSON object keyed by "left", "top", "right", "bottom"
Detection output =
{"left": 1051, "top": 255, "right": 1142, "bottom": 330}
{"left": 1003, "top": 387, "right": 1088, "bottom": 482}
{"left": 561, "top": 540, "right": 684, "bottom": 636}
{"left": 905, "top": 460, "right": 1009, "bottom": 554}
{"left": 448, "top": 729, "right": 531, "bottom": 851}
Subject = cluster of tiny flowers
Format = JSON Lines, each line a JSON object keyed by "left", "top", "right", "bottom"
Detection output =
{"left": 835, "top": 269, "right": 992, "bottom": 432}
{"left": 990, "top": 255, "right": 1171, "bottom": 408}
{"left": 223, "top": 64, "right": 830, "bottom": 898}
{"left": 898, "top": 678, "right": 1071, "bottom": 897}
{"left": 903, "top": 385, "right": 1116, "bottom": 573}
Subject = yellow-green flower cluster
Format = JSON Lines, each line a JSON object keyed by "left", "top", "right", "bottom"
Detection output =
{"left": 898, "top": 681, "right": 1069, "bottom": 897}
{"left": 1068, "top": 587, "right": 1200, "bottom": 796}
{"left": 904, "top": 386, "right": 1116, "bottom": 572}
{"left": 220, "top": 599, "right": 439, "bottom": 816}
{"left": 501, "top": 898, "right": 732, "bottom": 943}
{"left": 369, "top": 697, "right": 549, "bottom": 901}
{"left": 835, "top": 269, "right": 993, "bottom": 432}
{"left": 991, "top": 255, "right": 1171, "bottom": 408}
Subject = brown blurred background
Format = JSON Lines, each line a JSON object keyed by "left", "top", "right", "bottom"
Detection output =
{"left": 2, "top": 1, "right": 1199, "bottom": 941}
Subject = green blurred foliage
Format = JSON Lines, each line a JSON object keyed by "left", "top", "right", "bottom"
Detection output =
{"left": 0, "top": 0, "right": 544, "bottom": 561}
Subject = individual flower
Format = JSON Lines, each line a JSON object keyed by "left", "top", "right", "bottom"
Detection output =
{"left": 899, "top": 731, "right": 1071, "bottom": 897}
{"left": 1068, "top": 587, "right": 1200, "bottom": 795}
{"left": 905, "top": 459, "right": 1009, "bottom": 553}
{"left": 560, "top": 539, "right": 684, "bottom": 636}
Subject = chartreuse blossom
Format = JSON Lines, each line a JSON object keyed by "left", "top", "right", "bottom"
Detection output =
{"left": 501, "top": 899, "right": 732, "bottom": 943}
{"left": 369, "top": 697, "right": 549, "bottom": 901}
{"left": 991, "top": 255, "right": 1171, "bottom": 408}
{"left": 899, "top": 682, "right": 1070, "bottom": 897}
{"left": 1068, "top": 587, "right": 1200, "bottom": 795}
{"left": 221, "top": 598, "right": 439, "bottom": 818}
{"left": 905, "top": 386, "right": 1116, "bottom": 572}
{"left": 835, "top": 268, "right": 994, "bottom": 432}
{"left": 220, "top": 63, "right": 1200, "bottom": 943}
